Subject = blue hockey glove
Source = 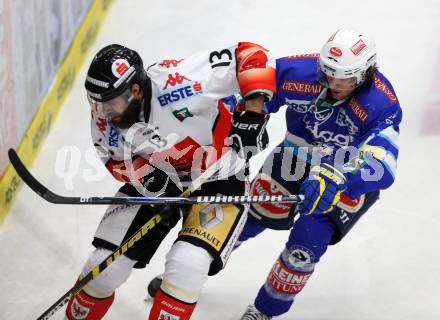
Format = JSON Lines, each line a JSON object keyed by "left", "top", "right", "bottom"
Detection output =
{"left": 299, "top": 159, "right": 347, "bottom": 215}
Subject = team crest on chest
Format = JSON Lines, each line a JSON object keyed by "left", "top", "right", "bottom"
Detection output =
{"left": 172, "top": 107, "right": 194, "bottom": 122}
{"left": 310, "top": 98, "right": 335, "bottom": 123}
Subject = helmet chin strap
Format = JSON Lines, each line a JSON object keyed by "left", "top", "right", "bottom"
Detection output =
{"left": 142, "top": 76, "right": 153, "bottom": 123}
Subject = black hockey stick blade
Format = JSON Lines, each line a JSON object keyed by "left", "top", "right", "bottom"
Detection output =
{"left": 7, "top": 148, "right": 181, "bottom": 205}
{"left": 8, "top": 148, "right": 59, "bottom": 202}
{"left": 8, "top": 148, "right": 91, "bottom": 204}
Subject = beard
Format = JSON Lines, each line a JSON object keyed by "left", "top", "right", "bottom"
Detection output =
{"left": 111, "top": 97, "right": 142, "bottom": 129}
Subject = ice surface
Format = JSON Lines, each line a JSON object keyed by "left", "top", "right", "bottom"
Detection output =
{"left": 1, "top": 0, "right": 440, "bottom": 319}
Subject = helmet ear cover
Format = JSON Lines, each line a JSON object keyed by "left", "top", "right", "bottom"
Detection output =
{"left": 318, "top": 29, "right": 377, "bottom": 87}
{"left": 85, "top": 44, "right": 147, "bottom": 102}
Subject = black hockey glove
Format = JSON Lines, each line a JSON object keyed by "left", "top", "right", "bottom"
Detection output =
{"left": 151, "top": 203, "right": 188, "bottom": 227}
{"left": 229, "top": 110, "right": 270, "bottom": 160}
{"left": 140, "top": 165, "right": 188, "bottom": 226}
{"left": 139, "top": 164, "right": 181, "bottom": 196}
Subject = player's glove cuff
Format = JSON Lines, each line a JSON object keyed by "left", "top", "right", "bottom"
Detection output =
{"left": 228, "top": 110, "right": 269, "bottom": 160}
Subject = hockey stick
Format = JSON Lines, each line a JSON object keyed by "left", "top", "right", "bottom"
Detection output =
{"left": 30, "top": 149, "right": 233, "bottom": 320}
{"left": 8, "top": 148, "right": 304, "bottom": 205}
{"left": 21, "top": 148, "right": 300, "bottom": 319}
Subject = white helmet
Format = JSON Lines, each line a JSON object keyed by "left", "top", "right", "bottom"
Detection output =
{"left": 319, "top": 28, "right": 377, "bottom": 86}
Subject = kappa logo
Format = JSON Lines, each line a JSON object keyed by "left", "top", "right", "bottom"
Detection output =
{"left": 172, "top": 107, "right": 193, "bottom": 122}
{"left": 162, "top": 72, "right": 191, "bottom": 90}
{"left": 159, "top": 59, "right": 184, "bottom": 68}
{"left": 71, "top": 298, "right": 91, "bottom": 319}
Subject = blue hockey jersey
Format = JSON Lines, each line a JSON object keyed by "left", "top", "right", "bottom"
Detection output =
{"left": 265, "top": 54, "right": 402, "bottom": 199}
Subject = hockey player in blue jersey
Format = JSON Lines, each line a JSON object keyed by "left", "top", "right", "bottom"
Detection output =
{"left": 239, "top": 28, "right": 402, "bottom": 319}
{"left": 144, "top": 28, "right": 402, "bottom": 317}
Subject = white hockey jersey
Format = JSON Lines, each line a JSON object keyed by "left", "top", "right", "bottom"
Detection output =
{"left": 91, "top": 42, "right": 275, "bottom": 184}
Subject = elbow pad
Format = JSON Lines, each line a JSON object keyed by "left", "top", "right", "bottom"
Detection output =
{"left": 235, "top": 42, "right": 276, "bottom": 101}
{"left": 105, "top": 156, "right": 149, "bottom": 183}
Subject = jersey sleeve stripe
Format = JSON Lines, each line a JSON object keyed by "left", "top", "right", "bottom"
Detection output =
{"left": 382, "top": 151, "right": 397, "bottom": 179}
{"left": 377, "top": 126, "right": 399, "bottom": 150}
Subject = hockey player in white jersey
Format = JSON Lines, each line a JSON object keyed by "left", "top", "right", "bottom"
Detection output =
{"left": 64, "top": 42, "right": 275, "bottom": 320}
